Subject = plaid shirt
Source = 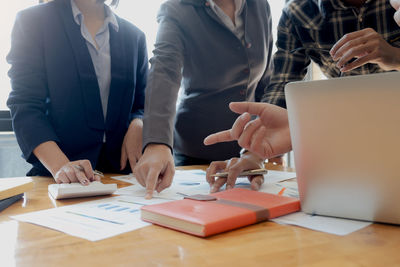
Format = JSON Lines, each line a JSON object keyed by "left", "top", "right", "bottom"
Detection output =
{"left": 263, "top": 0, "right": 400, "bottom": 108}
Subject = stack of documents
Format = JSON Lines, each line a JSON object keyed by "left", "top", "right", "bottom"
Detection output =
{"left": 11, "top": 170, "right": 371, "bottom": 240}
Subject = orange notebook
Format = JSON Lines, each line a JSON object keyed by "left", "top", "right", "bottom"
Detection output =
{"left": 141, "top": 188, "right": 300, "bottom": 237}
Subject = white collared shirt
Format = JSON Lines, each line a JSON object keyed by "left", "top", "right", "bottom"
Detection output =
{"left": 71, "top": 0, "right": 119, "bottom": 127}
{"left": 207, "top": 0, "right": 245, "bottom": 41}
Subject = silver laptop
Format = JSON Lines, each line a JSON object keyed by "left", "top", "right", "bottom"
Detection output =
{"left": 285, "top": 71, "right": 400, "bottom": 224}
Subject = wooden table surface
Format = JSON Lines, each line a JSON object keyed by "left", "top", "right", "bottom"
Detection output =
{"left": 1, "top": 164, "right": 400, "bottom": 267}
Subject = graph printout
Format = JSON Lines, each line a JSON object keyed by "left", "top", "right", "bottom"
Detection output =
{"left": 12, "top": 196, "right": 170, "bottom": 241}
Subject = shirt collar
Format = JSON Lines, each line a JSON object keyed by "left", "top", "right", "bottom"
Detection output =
{"left": 207, "top": 0, "right": 246, "bottom": 16}
{"left": 71, "top": 0, "right": 119, "bottom": 32}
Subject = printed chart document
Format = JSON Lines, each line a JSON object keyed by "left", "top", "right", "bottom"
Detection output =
{"left": 112, "top": 169, "right": 297, "bottom": 200}
{"left": 113, "top": 170, "right": 370, "bottom": 236}
{"left": 12, "top": 169, "right": 368, "bottom": 241}
{"left": 12, "top": 196, "right": 170, "bottom": 242}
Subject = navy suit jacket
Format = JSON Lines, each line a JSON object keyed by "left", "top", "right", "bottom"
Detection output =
{"left": 7, "top": 0, "right": 148, "bottom": 175}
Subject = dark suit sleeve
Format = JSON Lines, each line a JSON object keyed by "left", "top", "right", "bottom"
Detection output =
{"left": 130, "top": 31, "right": 148, "bottom": 121}
{"left": 142, "top": 2, "right": 185, "bottom": 151}
{"left": 255, "top": 1, "right": 274, "bottom": 102}
{"left": 6, "top": 12, "right": 60, "bottom": 163}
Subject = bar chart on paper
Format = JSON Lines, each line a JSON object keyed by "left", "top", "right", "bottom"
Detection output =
{"left": 12, "top": 196, "right": 170, "bottom": 241}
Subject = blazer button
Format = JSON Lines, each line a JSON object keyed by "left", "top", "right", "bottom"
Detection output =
{"left": 205, "top": 2, "right": 210, "bottom": 6}
{"left": 243, "top": 68, "right": 250, "bottom": 74}
{"left": 240, "top": 90, "right": 246, "bottom": 96}
{"left": 246, "top": 43, "right": 252, "bottom": 48}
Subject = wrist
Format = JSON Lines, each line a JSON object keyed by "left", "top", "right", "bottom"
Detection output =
{"left": 240, "top": 150, "right": 265, "bottom": 167}
{"left": 145, "top": 143, "right": 172, "bottom": 154}
{"left": 33, "top": 141, "right": 70, "bottom": 177}
{"left": 129, "top": 118, "right": 143, "bottom": 128}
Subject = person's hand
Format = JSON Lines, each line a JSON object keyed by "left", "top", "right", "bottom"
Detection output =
{"left": 133, "top": 144, "right": 175, "bottom": 199}
{"left": 54, "top": 160, "right": 101, "bottom": 185}
{"left": 120, "top": 118, "right": 143, "bottom": 171}
{"left": 206, "top": 152, "right": 265, "bottom": 193}
{"left": 330, "top": 28, "right": 400, "bottom": 72}
{"left": 391, "top": 0, "right": 400, "bottom": 26}
{"left": 204, "top": 102, "right": 291, "bottom": 159}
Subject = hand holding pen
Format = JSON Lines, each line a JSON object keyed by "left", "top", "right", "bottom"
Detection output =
{"left": 206, "top": 152, "right": 266, "bottom": 193}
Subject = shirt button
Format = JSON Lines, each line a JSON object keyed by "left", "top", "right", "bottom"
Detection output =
{"left": 240, "top": 90, "right": 246, "bottom": 95}
{"left": 246, "top": 43, "right": 252, "bottom": 48}
{"left": 243, "top": 68, "right": 250, "bottom": 74}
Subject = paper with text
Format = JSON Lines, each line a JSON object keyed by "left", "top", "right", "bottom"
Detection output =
{"left": 12, "top": 196, "right": 170, "bottom": 241}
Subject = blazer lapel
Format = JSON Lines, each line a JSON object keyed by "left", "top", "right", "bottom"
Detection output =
{"left": 55, "top": 0, "right": 105, "bottom": 131}
{"left": 105, "top": 20, "right": 128, "bottom": 131}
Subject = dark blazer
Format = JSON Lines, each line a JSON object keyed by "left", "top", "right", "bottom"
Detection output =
{"left": 7, "top": 0, "right": 148, "bottom": 175}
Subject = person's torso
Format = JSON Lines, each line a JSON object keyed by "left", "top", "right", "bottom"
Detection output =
{"left": 161, "top": 0, "right": 273, "bottom": 160}
{"left": 286, "top": 0, "right": 400, "bottom": 77}
{"left": 30, "top": 0, "right": 143, "bottom": 164}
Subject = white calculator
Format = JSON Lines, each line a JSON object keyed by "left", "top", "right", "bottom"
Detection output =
{"left": 48, "top": 181, "right": 117, "bottom": 200}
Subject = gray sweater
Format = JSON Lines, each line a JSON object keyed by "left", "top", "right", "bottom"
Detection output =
{"left": 143, "top": 0, "right": 273, "bottom": 161}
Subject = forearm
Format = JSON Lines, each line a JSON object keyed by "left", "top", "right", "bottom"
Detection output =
{"left": 33, "top": 141, "right": 69, "bottom": 177}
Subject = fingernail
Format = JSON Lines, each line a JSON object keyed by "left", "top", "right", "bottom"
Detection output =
{"left": 211, "top": 186, "right": 217, "bottom": 193}
{"left": 145, "top": 193, "right": 152, "bottom": 199}
{"left": 226, "top": 185, "right": 233, "bottom": 190}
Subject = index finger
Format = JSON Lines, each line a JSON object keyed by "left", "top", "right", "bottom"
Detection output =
{"left": 229, "top": 102, "right": 267, "bottom": 116}
{"left": 145, "top": 169, "right": 160, "bottom": 199}
{"left": 204, "top": 130, "right": 233, "bottom": 145}
{"left": 230, "top": 102, "right": 287, "bottom": 126}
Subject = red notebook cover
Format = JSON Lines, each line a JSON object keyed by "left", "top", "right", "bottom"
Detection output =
{"left": 141, "top": 188, "right": 300, "bottom": 237}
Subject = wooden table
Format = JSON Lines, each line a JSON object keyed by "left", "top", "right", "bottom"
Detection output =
{"left": 1, "top": 164, "right": 400, "bottom": 267}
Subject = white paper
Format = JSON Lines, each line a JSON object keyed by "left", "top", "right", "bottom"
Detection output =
{"left": 258, "top": 180, "right": 299, "bottom": 198}
{"left": 264, "top": 170, "right": 296, "bottom": 183}
{"left": 11, "top": 196, "right": 171, "bottom": 241}
{"left": 272, "top": 211, "right": 372, "bottom": 236}
{"left": 110, "top": 174, "right": 136, "bottom": 184}
{"left": 112, "top": 169, "right": 297, "bottom": 199}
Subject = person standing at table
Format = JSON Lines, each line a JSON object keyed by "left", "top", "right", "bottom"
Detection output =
{"left": 7, "top": 0, "right": 148, "bottom": 184}
{"left": 204, "top": 0, "right": 400, "bottom": 156}
{"left": 135, "top": 0, "right": 274, "bottom": 198}
{"left": 204, "top": 0, "right": 400, "bottom": 191}
{"left": 263, "top": 0, "right": 400, "bottom": 108}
